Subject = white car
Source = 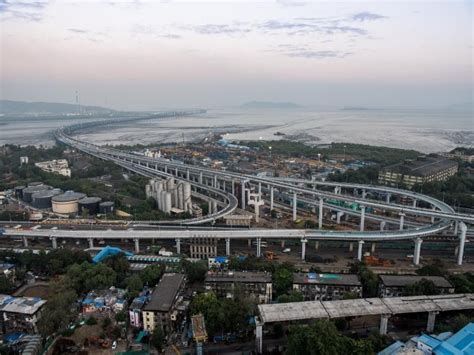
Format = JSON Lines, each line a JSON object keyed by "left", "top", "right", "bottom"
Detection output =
{"left": 282, "top": 248, "right": 291, "bottom": 253}
{"left": 112, "top": 341, "right": 117, "bottom": 350}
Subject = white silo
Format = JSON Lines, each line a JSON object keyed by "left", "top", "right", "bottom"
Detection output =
{"left": 164, "top": 192, "right": 172, "bottom": 213}
{"left": 183, "top": 183, "right": 192, "bottom": 212}
{"left": 177, "top": 183, "right": 184, "bottom": 210}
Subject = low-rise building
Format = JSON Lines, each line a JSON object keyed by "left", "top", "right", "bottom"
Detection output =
{"left": 378, "top": 275, "right": 454, "bottom": 298}
{"left": 378, "top": 156, "right": 458, "bottom": 187}
{"left": 82, "top": 287, "right": 127, "bottom": 313}
{"left": 189, "top": 237, "right": 218, "bottom": 259}
{"left": 378, "top": 323, "right": 474, "bottom": 355}
{"left": 142, "top": 273, "right": 186, "bottom": 333}
{"left": 129, "top": 295, "right": 147, "bottom": 328}
{"left": 0, "top": 295, "right": 46, "bottom": 334}
{"left": 34, "top": 159, "right": 71, "bottom": 177}
{"left": 292, "top": 273, "right": 362, "bottom": 301}
{"left": 204, "top": 271, "right": 272, "bottom": 303}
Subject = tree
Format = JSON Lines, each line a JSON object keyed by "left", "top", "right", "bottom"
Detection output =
{"left": 277, "top": 290, "right": 304, "bottom": 303}
{"left": 0, "top": 275, "right": 13, "bottom": 294}
{"left": 182, "top": 260, "right": 207, "bottom": 283}
{"left": 151, "top": 327, "right": 165, "bottom": 351}
{"left": 350, "top": 262, "right": 378, "bottom": 297}
{"left": 286, "top": 320, "right": 375, "bottom": 355}
{"left": 449, "top": 273, "right": 474, "bottom": 293}
{"left": 416, "top": 263, "right": 446, "bottom": 277}
{"left": 66, "top": 262, "right": 117, "bottom": 293}
{"left": 139, "top": 264, "right": 162, "bottom": 286}
{"left": 404, "top": 279, "right": 440, "bottom": 296}
{"left": 125, "top": 274, "right": 143, "bottom": 298}
{"left": 273, "top": 263, "right": 294, "bottom": 296}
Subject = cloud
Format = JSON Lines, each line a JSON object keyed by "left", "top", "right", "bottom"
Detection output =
{"left": 161, "top": 33, "right": 182, "bottom": 39}
{"left": 0, "top": 0, "right": 47, "bottom": 22}
{"left": 189, "top": 24, "right": 250, "bottom": 35}
{"left": 286, "top": 50, "right": 352, "bottom": 58}
{"left": 351, "top": 12, "right": 388, "bottom": 22}
{"left": 68, "top": 28, "right": 88, "bottom": 34}
{"left": 259, "top": 19, "right": 367, "bottom": 36}
{"left": 276, "top": 0, "right": 307, "bottom": 7}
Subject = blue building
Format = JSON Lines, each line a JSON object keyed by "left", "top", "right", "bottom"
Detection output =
{"left": 379, "top": 322, "right": 474, "bottom": 355}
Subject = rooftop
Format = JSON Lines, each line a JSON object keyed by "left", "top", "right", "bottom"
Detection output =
{"left": 144, "top": 273, "right": 185, "bottom": 312}
{"left": 293, "top": 272, "right": 361, "bottom": 286}
{"left": 205, "top": 271, "right": 272, "bottom": 283}
{"left": 0, "top": 295, "right": 46, "bottom": 315}
{"left": 379, "top": 275, "right": 453, "bottom": 288}
{"left": 381, "top": 156, "right": 457, "bottom": 177}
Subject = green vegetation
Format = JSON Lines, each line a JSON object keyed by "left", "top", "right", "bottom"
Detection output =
{"left": 273, "top": 263, "right": 295, "bottom": 296}
{"left": 245, "top": 140, "right": 420, "bottom": 165}
{"left": 151, "top": 326, "right": 166, "bottom": 351}
{"left": 286, "top": 319, "right": 374, "bottom": 355}
{"left": 277, "top": 290, "right": 304, "bottom": 303}
{"left": 190, "top": 291, "right": 254, "bottom": 337}
{"left": 404, "top": 279, "right": 440, "bottom": 296}
{"left": 328, "top": 166, "right": 380, "bottom": 184}
{"left": 350, "top": 262, "right": 379, "bottom": 297}
{"left": 181, "top": 259, "right": 207, "bottom": 283}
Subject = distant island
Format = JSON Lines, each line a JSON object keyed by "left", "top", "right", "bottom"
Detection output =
{"left": 0, "top": 99, "right": 116, "bottom": 116}
{"left": 340, "top": 106, "right": 370, "bottom": 111}
{"left": 240, "top": 101, "right": 302, "bottom": 109}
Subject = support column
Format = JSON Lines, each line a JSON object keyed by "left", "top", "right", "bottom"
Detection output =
{"left": 134, "top": 238, "right": 140, "bottom": 254}
{"left": 318, "top": 198, "right": 323, "bottom": 229}
{"left": 214, "top": 175, "right": 217, "bottom": 188}
{"left": 231, "top": 180, "right": 235, "bottom": 195}
{"left": 256, "top": 238, "right": 262, "bottom": 257}
{"left": 380, "top": 221, "right": 386, "bottom": 231}
{"left": 280, "top": 240, "right": 285, "bottom": 248}
{"left": 379, "top": 315, "right": 389, "bottom": 335}
{"left": 175, "top": 167, "right": 178, "bottom": 176}
{"left": 349, "top": 242, "right": 354, "bottom": 252}
{"left": 176, "top": 238, "right": 181, "bottom": 254}
{"left": 248, "top": 239, "right": 252, "bottom": 247}
{"left": 292, "top": 192, "right": 297, "bottom": 221}
{"left": 454, "top": 245, "right": 459, "bottom": 256}
{"left": 199, "top": 172, "right": 203, "bottom": 184}
{"left": 256, "top": 320, "right": 263, "bottom": 354}
{"left": 258, "top": 182, "right": 262, "bottom": 197}
{"left": 315, "top": 241, "right": 319, "bottom": 250}
{"left": 362, "top": 189, "right": 367, "bottom": 199}
{"left": 412, "top": 199, "right": 417, "bottom": 208}
{"left": 457, "top": 222, "right": 467, "bottom": 266}
{"left": 336, "top": 211, "right": 343, "bottom": 224}
{"left": 241, "top": 180, "right": 246, "bottom": 209}
{"left": 357, "top": 240, "right": 364, "bottom": 261}
{"left": 270, "top": 186, "right": 274, "bottom": 210}
{"left": 431, "top": 207, "right": 436, "bottom": 223}
{"left": 371, "top": 243, "right": 376, "bottom": 253}
{"left": 386, "top": 193, "right": 391, "bottom": 204}
{"left": 360, "top": 206, "right": 366, "bottom": 232}
{"left": 186, "top": 169, "right": 190, "bottom": 180}
{"left": 427, "top": 311, "right": 438, "bottom": 333}
{"left": 454, "top": 220, "right": 459, "bottom": 235}
{"left": 301, "top": 239, "right": 307, "bottom": 261}
{"left": 413, "top": 237, "right": 423, "bottom": 265}
{"left": 222, "top": 180, "right": 226, "bottom": 192}
{"left": 164, "top": 166, "right": 168, "bottom": 174}
{"left": 51, "top": 237, "right": 58, "bottom": 249}
{"left": 399, "top": 212, "right": 405, "bottom": 231}
{"left": 225, "top": 238, "right": 230, "bottom": 256}
{"left": 88, "top": 238, "right": 94, "bottom": 249}
{"left": 22, "top": 237, "right": 28, "bottom": 248}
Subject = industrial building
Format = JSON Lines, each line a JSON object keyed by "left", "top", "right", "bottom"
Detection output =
{"left": 142, "top": 273, "right": 186, "bottom": 333}
{"left": 146, "top": 177, "right": 192, "bottom": 214}
{"left": 51, "top": 191, "right": 86, "bottom": 214}
{"left": 205, "top": 271, "right": 273, "bottom": 303}
{"left": 292, "top": 273, "right": 362, "bottom": 301}
{"left": 34, "top": 159, "right": 71, "bottom": 177}
{"left": 378, "top": 156, "right": 458, "bottom": 187}
{"left": 0, "top": 295, "right": 47, "bottom": 334}
{"left": 378, "top": 275, "right": 455, "bottom": 298}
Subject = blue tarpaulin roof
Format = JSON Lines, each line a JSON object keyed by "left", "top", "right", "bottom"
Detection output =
{"left": 92, "top": 246, "right": 133, "bottom": 264}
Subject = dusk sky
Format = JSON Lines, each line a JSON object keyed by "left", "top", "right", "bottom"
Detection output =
{"left": 1, "top": 0, "right": 472, "bottom": 110}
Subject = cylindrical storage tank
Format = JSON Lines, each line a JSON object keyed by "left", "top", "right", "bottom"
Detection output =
{"left": 99, "top": 201, "right": 115, "bottom": 214}
{"left": 28, "top": 182, "right": 44, "bottom": 187}
{"left": 166, "top": 177, "right": 175, "bottom": 191}
{"left": 52, "top": 191, "right": 86, "bottom": 214}
{"left": 78, "top": 197, "right": 102, "bottom": 215}
{"left": 14, "top": 186, "right": 26, "bottom": 200}
{"left": 177, "top": 184, "right": 184, "bottom": 210}
{"left": 22, "top": 185, "right": 50, "bottom": 203}
{"left": 32, "top": 188, "right": 62, "bottom": 209}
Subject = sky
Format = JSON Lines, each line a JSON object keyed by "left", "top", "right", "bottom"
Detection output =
{"left": 0, "top": 0, "right": 472, "bottom": 111}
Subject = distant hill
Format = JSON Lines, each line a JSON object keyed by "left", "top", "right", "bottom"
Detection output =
{"left": 240, "top": 101, "right": 302, "bottom": 109}
{"left": 0, "top": 100, "right": 117, "bottom": 115}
